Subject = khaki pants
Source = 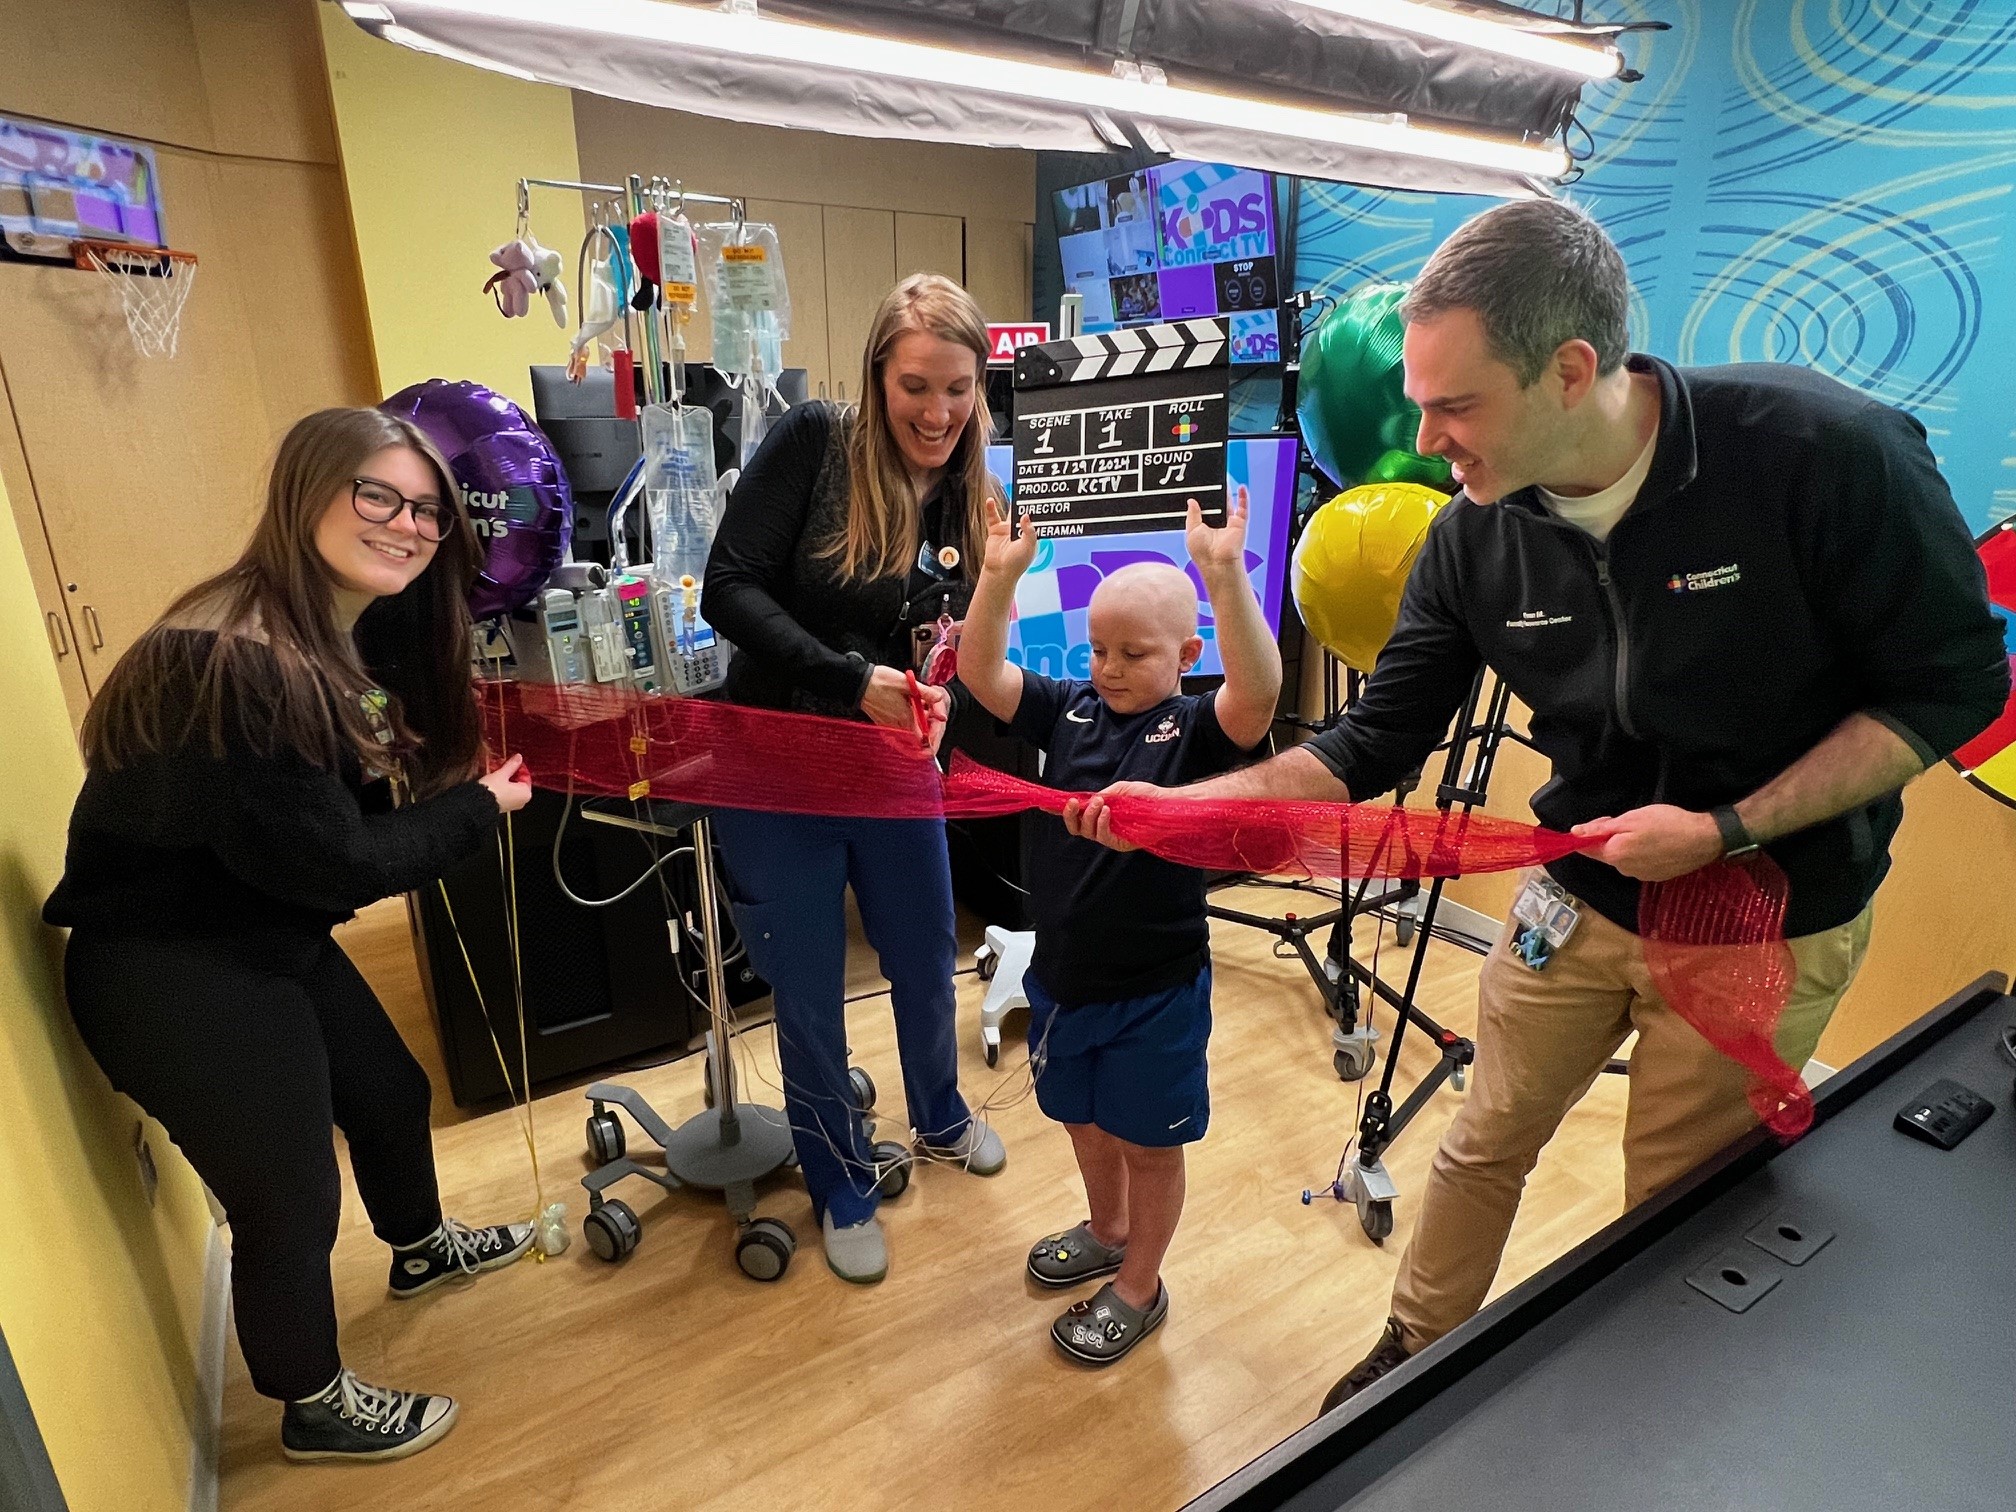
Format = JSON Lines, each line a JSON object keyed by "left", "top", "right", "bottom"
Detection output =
{"left": 1389, "top": 880, "right": 1873, "bottom": 1352}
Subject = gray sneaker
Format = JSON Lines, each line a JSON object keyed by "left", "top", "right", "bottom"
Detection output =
{"left": 920, "top": 1119, "right": 1007, "bottom": 1175}
{"left": 822, "top": 1211, "right": 888, "bottom": 1284}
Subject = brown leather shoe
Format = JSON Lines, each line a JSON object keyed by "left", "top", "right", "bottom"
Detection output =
{"left": 1320, "top": 1317, "right": 1413, "bottom": 1414}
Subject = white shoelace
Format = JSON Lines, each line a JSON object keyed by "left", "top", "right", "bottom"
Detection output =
{"left": 436, "top": 1216, "right": 507, "bottom": 1274}
{"left": 327, "top": 1369, "right": 419, "bottom": 1435}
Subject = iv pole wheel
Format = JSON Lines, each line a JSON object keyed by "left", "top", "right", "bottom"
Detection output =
{"left": 736, "top": 1217, "right": 796, "bottom": 1281}
{"left": 847, "top": 1066, "right": 877, "bottom": 1113}
{"left": 983, "top": 1040, "right": 1000, "bottom": 1068}
{"left": 871, "top": 1141, "right": 913, "bottom": 1199}
{"left": 586, "top": 1109, "right": 626, "bottom": 1165}
{"left": 585, "top": 1199, "right": 641, "bottom": 1262}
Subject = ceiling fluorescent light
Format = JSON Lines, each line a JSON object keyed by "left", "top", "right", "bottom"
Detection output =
{"left": 1289, "top": 0, "right": 1623, "bottom": 80}
{"left": 347, "top": 0, "right": 1572, "bottom": 179}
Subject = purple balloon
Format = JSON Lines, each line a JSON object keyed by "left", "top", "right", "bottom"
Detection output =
{"left": 379, "top": 379, "right": 573, "bottom": 620}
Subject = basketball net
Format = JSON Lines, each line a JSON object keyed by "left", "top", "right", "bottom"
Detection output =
{"left": 75, "top": 241, "right": 198, "bottom": 360}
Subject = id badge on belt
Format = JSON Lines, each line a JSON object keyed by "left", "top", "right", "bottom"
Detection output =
{"left": 1509, "top": 875, "right": 1580, "bottom": 972}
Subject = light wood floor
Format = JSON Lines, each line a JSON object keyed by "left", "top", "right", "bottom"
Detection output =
{"left": 218, "top": 887, "right": 1631, "bottom": 1512}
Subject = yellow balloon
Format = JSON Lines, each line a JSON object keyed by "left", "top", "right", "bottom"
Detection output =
{"left": 1291, "top": 482, "right": 1450, "bottom": 674}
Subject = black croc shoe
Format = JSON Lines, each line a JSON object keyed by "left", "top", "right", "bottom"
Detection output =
{"left": 1027, "top": 1222, "right": 1127, "bottom": 1289}
{"left": 1051, "top": 1281, "right": 1168, "bottom": 1365}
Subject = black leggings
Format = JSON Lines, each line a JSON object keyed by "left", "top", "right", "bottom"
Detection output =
{"left": 64, "top": 929, "right": 441, "bottom": 1401}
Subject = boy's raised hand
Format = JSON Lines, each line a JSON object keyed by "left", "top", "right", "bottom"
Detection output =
{"left": 1185, "top": 485, "right": 1249, "bottom": 578}
{"left": 981, "top": 495, "right": 1039, "bottom": 581}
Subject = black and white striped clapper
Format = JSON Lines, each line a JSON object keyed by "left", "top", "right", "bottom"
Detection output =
{"left": 1010, "top": 318, "right": 1230, "bottom": 539}
{"left": 1012, "top": 318, "right": 1228, "bottom": 390}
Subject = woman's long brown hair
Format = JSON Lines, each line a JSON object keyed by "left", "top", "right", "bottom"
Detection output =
{"left": 822, "top": 272, "right": 1002, "bottom": 582}
{"left": 82, "top": 407, "right": 482, "bottom": 797}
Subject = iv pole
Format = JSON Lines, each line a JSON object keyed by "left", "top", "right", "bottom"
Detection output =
{"left": 540, "top": 172, "right": 802, "bottom": 1280}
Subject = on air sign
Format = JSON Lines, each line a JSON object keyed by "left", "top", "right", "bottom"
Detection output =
{"left": 987, "top": 322, "right": 1050, "bottom": 365}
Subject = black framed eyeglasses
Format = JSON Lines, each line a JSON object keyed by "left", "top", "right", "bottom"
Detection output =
{"left": 351, "top": 477, "right": 452, "bottom": 542}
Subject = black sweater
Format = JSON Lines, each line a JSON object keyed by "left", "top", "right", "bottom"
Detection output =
{"left": 43, "top": 631, "right": 500, "bottom": 951}
{"left": 1308, "top": 356, "right": 2008, "bottom": 938}
{"left": 703, "top": 401, "right": 976, "bottom": 717}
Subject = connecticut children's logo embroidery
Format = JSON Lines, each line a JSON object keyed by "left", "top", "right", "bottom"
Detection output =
{"left": 1668, "top": 563, "right": 1742, "bottom": 593}
{"left": 1145, "top": 714, "right": 1181, "bottom": 744}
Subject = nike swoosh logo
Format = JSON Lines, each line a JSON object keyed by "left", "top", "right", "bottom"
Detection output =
{"left": 1065, "top": 710, "right": 1093, "bottom": 723}
{"left": 1167, "top": 1116, "right": 1191, "bottom": 1129}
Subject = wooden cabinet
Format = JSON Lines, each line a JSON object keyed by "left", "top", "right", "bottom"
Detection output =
{"left": 0, "top": 0, "right": 375, "bottom": 729}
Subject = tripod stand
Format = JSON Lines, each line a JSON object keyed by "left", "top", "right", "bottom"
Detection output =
{"left": 1209, "top": 659, "right": 1531, "bottom": 1242}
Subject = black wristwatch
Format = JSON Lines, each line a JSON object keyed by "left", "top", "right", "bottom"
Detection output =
{"left": 1709, "top": 804, "right": 1760, "bottom": 858}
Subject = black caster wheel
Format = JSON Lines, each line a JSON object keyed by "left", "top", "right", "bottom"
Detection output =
{"left": 585, "top": 1109, "right": 625, "bottom": 1165}
{"left": 1334, "top": 1043, "right": 1374, "bottom": 1082}
{"left": 983, "top": 1039, "right": 1000, "bottom": 1068}
{"left": 872, "top": 1140, "right": 913, "bottom": 1199}
{"left": 975, "top": 945, "right": 999, "bottom": 983}
{"left": 1360, "top": 1199, "right": 1394, "bottom": 1245}
{"left": 584, "top": 1199, "right": 641, "bottom": 1262}
{"left": 848, "top": 1066, "right": 877, "bottom": 1113}
{"left": 1395, "top": 915, "right": 1416, "bottom": 946}
{"left": 736, "top": 1217, "right": 796, "bottom": 1281}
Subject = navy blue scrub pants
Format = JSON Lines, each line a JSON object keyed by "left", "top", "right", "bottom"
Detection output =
{"left": 711, "top": 810, "right": 970, "bottom": 1227}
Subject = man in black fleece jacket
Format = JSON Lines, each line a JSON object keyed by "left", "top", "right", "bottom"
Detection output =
{"left": 1065, "top": 200, "right": 2008, "bottom": 1408}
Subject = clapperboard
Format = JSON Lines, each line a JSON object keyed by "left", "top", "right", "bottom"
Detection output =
{"left": 1011, "top": 318, "right": 1229, "bottom": 538}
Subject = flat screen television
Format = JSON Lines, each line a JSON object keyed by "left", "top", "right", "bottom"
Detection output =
{"left": 984, "top": 436, "right": 1297, "bottom": 681}
{"left": 1052, "top": 160, "right": 1281, "bottom": 366}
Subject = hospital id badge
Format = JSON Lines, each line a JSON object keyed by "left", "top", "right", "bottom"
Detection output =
{"left": 1510, "top": 875, "right": 1579, "bottom": 972}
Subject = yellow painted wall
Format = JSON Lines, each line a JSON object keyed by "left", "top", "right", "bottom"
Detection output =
{"left": 317, "top": 5, "right": 584, "bottom": 412}
{"left": 0, "top": 472, "right": 217, "bottom": 1511}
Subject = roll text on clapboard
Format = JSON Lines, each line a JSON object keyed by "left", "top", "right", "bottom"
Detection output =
{"left": 1010, "top": 318, "right": 1229, "bottom": 538}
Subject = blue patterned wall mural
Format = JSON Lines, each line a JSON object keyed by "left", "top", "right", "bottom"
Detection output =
{"left": 1292, "top": 1, "right": 2016, "bottom": 531}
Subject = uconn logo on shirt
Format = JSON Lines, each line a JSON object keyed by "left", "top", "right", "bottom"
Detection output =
{"left": 1145, "top": 714, "right": 1181, "bottom": 745}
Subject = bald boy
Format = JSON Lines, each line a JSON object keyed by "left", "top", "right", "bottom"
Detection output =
{"left": 960, "top": 489, "right": 1280, "bottom": 1365}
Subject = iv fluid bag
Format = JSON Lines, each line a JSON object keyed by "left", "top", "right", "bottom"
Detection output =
{"left": 698, "top": 220, "right": 789, "bottom": 378}
{"left": 642, "top": 403, "right": 720, "bottom": 585}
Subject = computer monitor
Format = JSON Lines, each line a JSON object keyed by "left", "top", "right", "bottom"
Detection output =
{"left": 1053, "top": 159, "right": 1281, "bottom": 366}
{"left": 529, "top": 363, "right": 808, "bottom": 564}
{"left": 984, "top": 435, "right": 1297, "bottom": 680}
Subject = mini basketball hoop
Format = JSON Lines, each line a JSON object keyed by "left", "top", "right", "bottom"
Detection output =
{"left": 72, "top": 239, "right": 199, "bottom": 359}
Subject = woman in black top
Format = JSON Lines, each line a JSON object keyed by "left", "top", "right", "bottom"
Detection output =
{"left": 44, "top": 408, "right": 534, "bottom": 1464}
{"left": 703, "top": 273, "right": 1008, "bottom": 1283}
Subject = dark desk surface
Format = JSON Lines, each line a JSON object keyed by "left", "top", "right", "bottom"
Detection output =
{"left": 1191, "top": 974, "right": 2016, "bottom": 1512}
{"left": 577, "top": 795, "right": 709, "bottom": 838}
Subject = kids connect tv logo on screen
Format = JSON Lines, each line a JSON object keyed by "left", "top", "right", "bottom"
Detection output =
{"left": 1162, "top": 192, "right": 1267, "bottom": 252}
{"left": 1158, "top": 164, "right": 1271, "bottom": 267}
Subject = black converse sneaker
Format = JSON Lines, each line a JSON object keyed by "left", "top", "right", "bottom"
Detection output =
{"left": 280, "top": 1369, "right": 457, "bottom": 1462}
{"left": 388, "top": 1217, "right": 535, "bottom": 1299}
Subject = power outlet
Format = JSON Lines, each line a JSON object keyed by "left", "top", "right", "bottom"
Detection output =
{"left": 132, "top": 1121, "right": 159, "bottom": 1207}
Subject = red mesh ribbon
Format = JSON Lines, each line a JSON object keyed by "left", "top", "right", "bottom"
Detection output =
{"left": 479, "top": 680, "right": 1810, "bottom": 1137}
{"left": 1640, "top": 856, "right": 1808, "bottom": 1137}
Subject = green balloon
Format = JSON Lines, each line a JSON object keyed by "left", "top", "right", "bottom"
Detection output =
{"left": 1297, "top": 282, "right": 1428, "bottom": 489}
{"left": 1365, "top": 446, "right": 1455, "bottom": 490}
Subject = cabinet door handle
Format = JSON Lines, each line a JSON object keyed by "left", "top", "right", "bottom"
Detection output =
{"left": 82, "top": 604, "right": 104, "bottom": 650}
{"left": 45, "top": 611, "right": 71, "bottom": 657}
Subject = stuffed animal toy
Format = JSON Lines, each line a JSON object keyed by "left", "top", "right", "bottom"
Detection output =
{"left": 484, "top": 236, "right": 569, "bottom": 326}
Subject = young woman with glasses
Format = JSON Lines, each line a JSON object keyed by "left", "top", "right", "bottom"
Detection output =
{"left": 44, "top": 407, "right": 534, "bottom": 1463}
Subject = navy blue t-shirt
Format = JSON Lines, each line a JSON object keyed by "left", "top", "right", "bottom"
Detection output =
{"left": 1010, "top": 671, "right": 1251, "bottom": 1007}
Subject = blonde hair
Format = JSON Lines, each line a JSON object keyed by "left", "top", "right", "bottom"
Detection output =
{"left": 825, "top": 273, "right": 1001, "bottom": 581}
